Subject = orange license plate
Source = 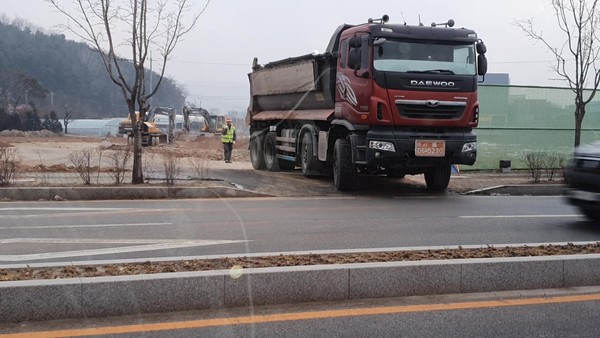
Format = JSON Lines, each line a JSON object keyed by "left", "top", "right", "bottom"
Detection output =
{"left": 415, "top": 140, "right": 446, "bottom": 157}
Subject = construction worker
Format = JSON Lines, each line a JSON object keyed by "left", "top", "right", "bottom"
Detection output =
{"left": 221, "top": 116, "right": 236, "bottom": 163}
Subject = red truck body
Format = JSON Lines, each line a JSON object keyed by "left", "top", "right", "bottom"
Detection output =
{"left": 247, "top": 16, "right": 487, "bottom": 191}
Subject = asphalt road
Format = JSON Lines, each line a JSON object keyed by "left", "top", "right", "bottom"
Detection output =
{"left": 4, "top": 287, "right": 600, "bottom": 337}
{"left": 0, "top": 195, "right": 597, "bottom": 265}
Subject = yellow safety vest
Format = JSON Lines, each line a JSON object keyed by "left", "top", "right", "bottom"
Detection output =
{"left": 222, "top": 125, "right": 235, "bottom": 143}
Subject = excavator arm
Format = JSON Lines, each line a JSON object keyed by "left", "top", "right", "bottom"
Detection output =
{"left": 184, "top": 107, "right": 214, "bottom": 133}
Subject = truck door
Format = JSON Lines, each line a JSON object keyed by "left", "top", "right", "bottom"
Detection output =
{"left": 336, "top": 34, "right": 371, "bottom": 123}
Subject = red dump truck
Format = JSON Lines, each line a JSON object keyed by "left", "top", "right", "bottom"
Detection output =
{"left": 246, "top": 15, "right": 487, "bottom": 191}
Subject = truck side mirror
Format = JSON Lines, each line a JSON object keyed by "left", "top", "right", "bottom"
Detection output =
{"left": 476, "top": 41, "right": 487, "bottom": 55}
{"left": 349, "top": 36, "right": 362, "bottom": 48}
{"left": 477, "top": 54, "right": 488, "bottom": 76}
{"left": 348, "top": 48, "right": 362, "bottom": 70}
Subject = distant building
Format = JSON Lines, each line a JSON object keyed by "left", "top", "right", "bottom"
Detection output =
{"left": 481, "top": 73, "right": 510, "bottom": 86}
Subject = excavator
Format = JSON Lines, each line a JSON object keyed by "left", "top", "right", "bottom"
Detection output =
{"left": 118, "top": 107, "right": 175, "bottom": 146}
{"left": 183, "top": 106, "right": 226, "bottom": 136}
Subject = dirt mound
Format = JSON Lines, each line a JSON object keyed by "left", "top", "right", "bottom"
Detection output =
{"left": 147, "top": 136, "right": 250, "bottom": 162}
{"left": 0, "top": 134, "right": 250, "bottom": 173}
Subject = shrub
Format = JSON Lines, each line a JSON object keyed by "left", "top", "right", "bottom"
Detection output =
{"left": 69, "top": 148, "right": 101, "bottom": 185}
{"left": 0, "top": 146, "right": 20, "bottom": 186}
{"left": 108, "top": 146, "right": 132, "bottom": 185}
{"left": 162, "top": 153, "right": 181, "bottom": 186}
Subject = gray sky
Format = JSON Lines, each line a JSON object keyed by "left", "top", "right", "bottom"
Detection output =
{"left": 1, "top": 0, "right": 561, "bottom": 112}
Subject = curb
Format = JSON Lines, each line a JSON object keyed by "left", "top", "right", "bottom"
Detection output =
{"left": 1, "top": 254, "right": 599, "bottom": 323}
{"left": 0, "top": 186, "right": 271, "bottom": 201}
{"left": 464, "top": 184, "right": 565, "bottom": 196}
{"left": 0, "top": 184, "right": 566, "bottom": 201}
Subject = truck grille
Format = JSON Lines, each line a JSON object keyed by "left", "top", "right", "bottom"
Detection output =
{"left": 395, "top": 100, "right": 466, "bottom": 119}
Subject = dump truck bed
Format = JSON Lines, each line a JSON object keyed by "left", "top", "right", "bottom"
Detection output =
{"left": 248, "top": 53, "right": 337, "bottom": 121}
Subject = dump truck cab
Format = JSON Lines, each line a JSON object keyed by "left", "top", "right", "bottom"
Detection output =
{"left": 327, "top": 18, "right": 487, "bottom": 186}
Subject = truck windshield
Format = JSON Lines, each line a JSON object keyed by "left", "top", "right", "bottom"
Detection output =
{"left": 373, "top": 40, "right": 476, "bottom": 76}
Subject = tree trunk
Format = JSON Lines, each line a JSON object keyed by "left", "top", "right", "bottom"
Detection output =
{"left": 130, "top": 108, "right": 144, "bottom": 184}
{"left": 574, "top": 104, "right": 585, "bottom": 147}
{"left": 183, "top": 106, "right": 190, "bottom": 134}
{"left": 574, "top": 115, "right": 584, "bottom": 148}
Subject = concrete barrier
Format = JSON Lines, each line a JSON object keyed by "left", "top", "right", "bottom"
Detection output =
{"left": 2, "top": 254, "right": 600, "bottom": 323}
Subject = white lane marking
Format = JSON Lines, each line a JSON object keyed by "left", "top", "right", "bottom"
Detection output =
{"left": 460, "top": 215, "right": 581, "bottom": 219}
{"left": 0, "top": 239, "right": 249, "bottom": 262}
{"left": 0, "top": 223, "right": 172, "bottom": 230}
{"left": 0, "top": 209, "right": 174, "bottom": 219}
{"left": 0, "top": 238, "right": 188, "bottom": 244}
{"left": 0, "top": 207, "right": 132, "bottom": 211}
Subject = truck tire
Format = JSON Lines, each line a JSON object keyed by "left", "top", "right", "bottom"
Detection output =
{"left": 250, "top": 133, "right": 265, "bottom": 170}
{"left": 263, "top": 132, "right": 279, "bottom": 172}
{"left": 301, "top": 132, "right": 319, "bottom": 177}
{"left": 333, "top": 138, "right": 356, "bottom": 191}
{"left": 424, "top": 161, "right": 451, "bottom": 191}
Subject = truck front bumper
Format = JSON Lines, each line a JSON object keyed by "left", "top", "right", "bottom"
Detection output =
{"left": 564, "top": 162, "right": 600, "bottom": 208}
{"left": 350, "top": 127, "right": 477, "bottom": 171}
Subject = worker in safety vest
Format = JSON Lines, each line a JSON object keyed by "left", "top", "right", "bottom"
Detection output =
{"left": 221, "top": 117, "right": 236, "bottom": 163}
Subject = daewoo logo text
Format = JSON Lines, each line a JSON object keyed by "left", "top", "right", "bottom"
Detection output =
{"left": 410, "top": 80, "right": 456, "bottom": 87}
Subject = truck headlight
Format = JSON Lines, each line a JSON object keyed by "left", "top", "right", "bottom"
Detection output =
{"left": 462, "top": 142, "right": 477, "bottom": 152}
{"left": 369, "top": 141, "right": 396, "bottom": 152}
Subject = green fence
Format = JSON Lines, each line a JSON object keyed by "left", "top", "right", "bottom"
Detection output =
{"left": 471, "top": 85, "right": 600, "bottom": 170}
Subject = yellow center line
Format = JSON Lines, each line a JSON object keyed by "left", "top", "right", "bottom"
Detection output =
{"left": 4, "top": 293, "right": 600, "bottom": 338}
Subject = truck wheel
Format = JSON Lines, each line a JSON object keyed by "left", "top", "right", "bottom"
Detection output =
{"left": 333, "top": 139, "right": 356, "bottom": 191}
{"left": 424, "top": 161, "right": 451, "bottom": 191}
{"left": 263, "top": 132, "right": 279, "bottom": 171}
{"left": 301, "top": 132, "right": 320, "bottom": 177}
{"left": 250, "top": 133, "right": 265, "bottom": 170}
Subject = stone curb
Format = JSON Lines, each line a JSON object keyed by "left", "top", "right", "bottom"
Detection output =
{"left": 463, "top": 184, "right": 565, "bottom": 196}
{"left": 0, "top": 186, "right": 271, "bottom": 201}
{"left": 0, "top": 183, "right": 566, "bottom": 201}
{"left": 1, "top": 254, "right": 599, "bottom": 323}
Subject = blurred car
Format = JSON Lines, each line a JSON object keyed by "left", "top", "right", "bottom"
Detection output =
{"left": 565, "top": 141, "right": 600, "bottom": 223}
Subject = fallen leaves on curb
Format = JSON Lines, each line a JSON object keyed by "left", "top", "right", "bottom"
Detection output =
{"left": 1, "top": 243, "right": 599, "bottom": 281}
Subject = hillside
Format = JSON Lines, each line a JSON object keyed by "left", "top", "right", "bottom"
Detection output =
{"left": 0, "top": 18, "right": 185, "bottom": 118}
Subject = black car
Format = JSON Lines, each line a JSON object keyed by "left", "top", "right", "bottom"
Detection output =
{"left": 565, "top": 141, "right": 600, "bottom": 223}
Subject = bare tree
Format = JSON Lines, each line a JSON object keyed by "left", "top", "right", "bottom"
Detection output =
{"left": 63, "top": 108, "right": 72, "bottom": 134}
{"left": 48, "top": 0, "right": 210, "bottom": 183}
{"left": 515, "top": 0, "right": 600, "bottom": 147}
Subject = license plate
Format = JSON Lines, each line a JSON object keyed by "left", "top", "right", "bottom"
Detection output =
{"left": 415, "top": 140, "right": 446, "bottom": 157}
